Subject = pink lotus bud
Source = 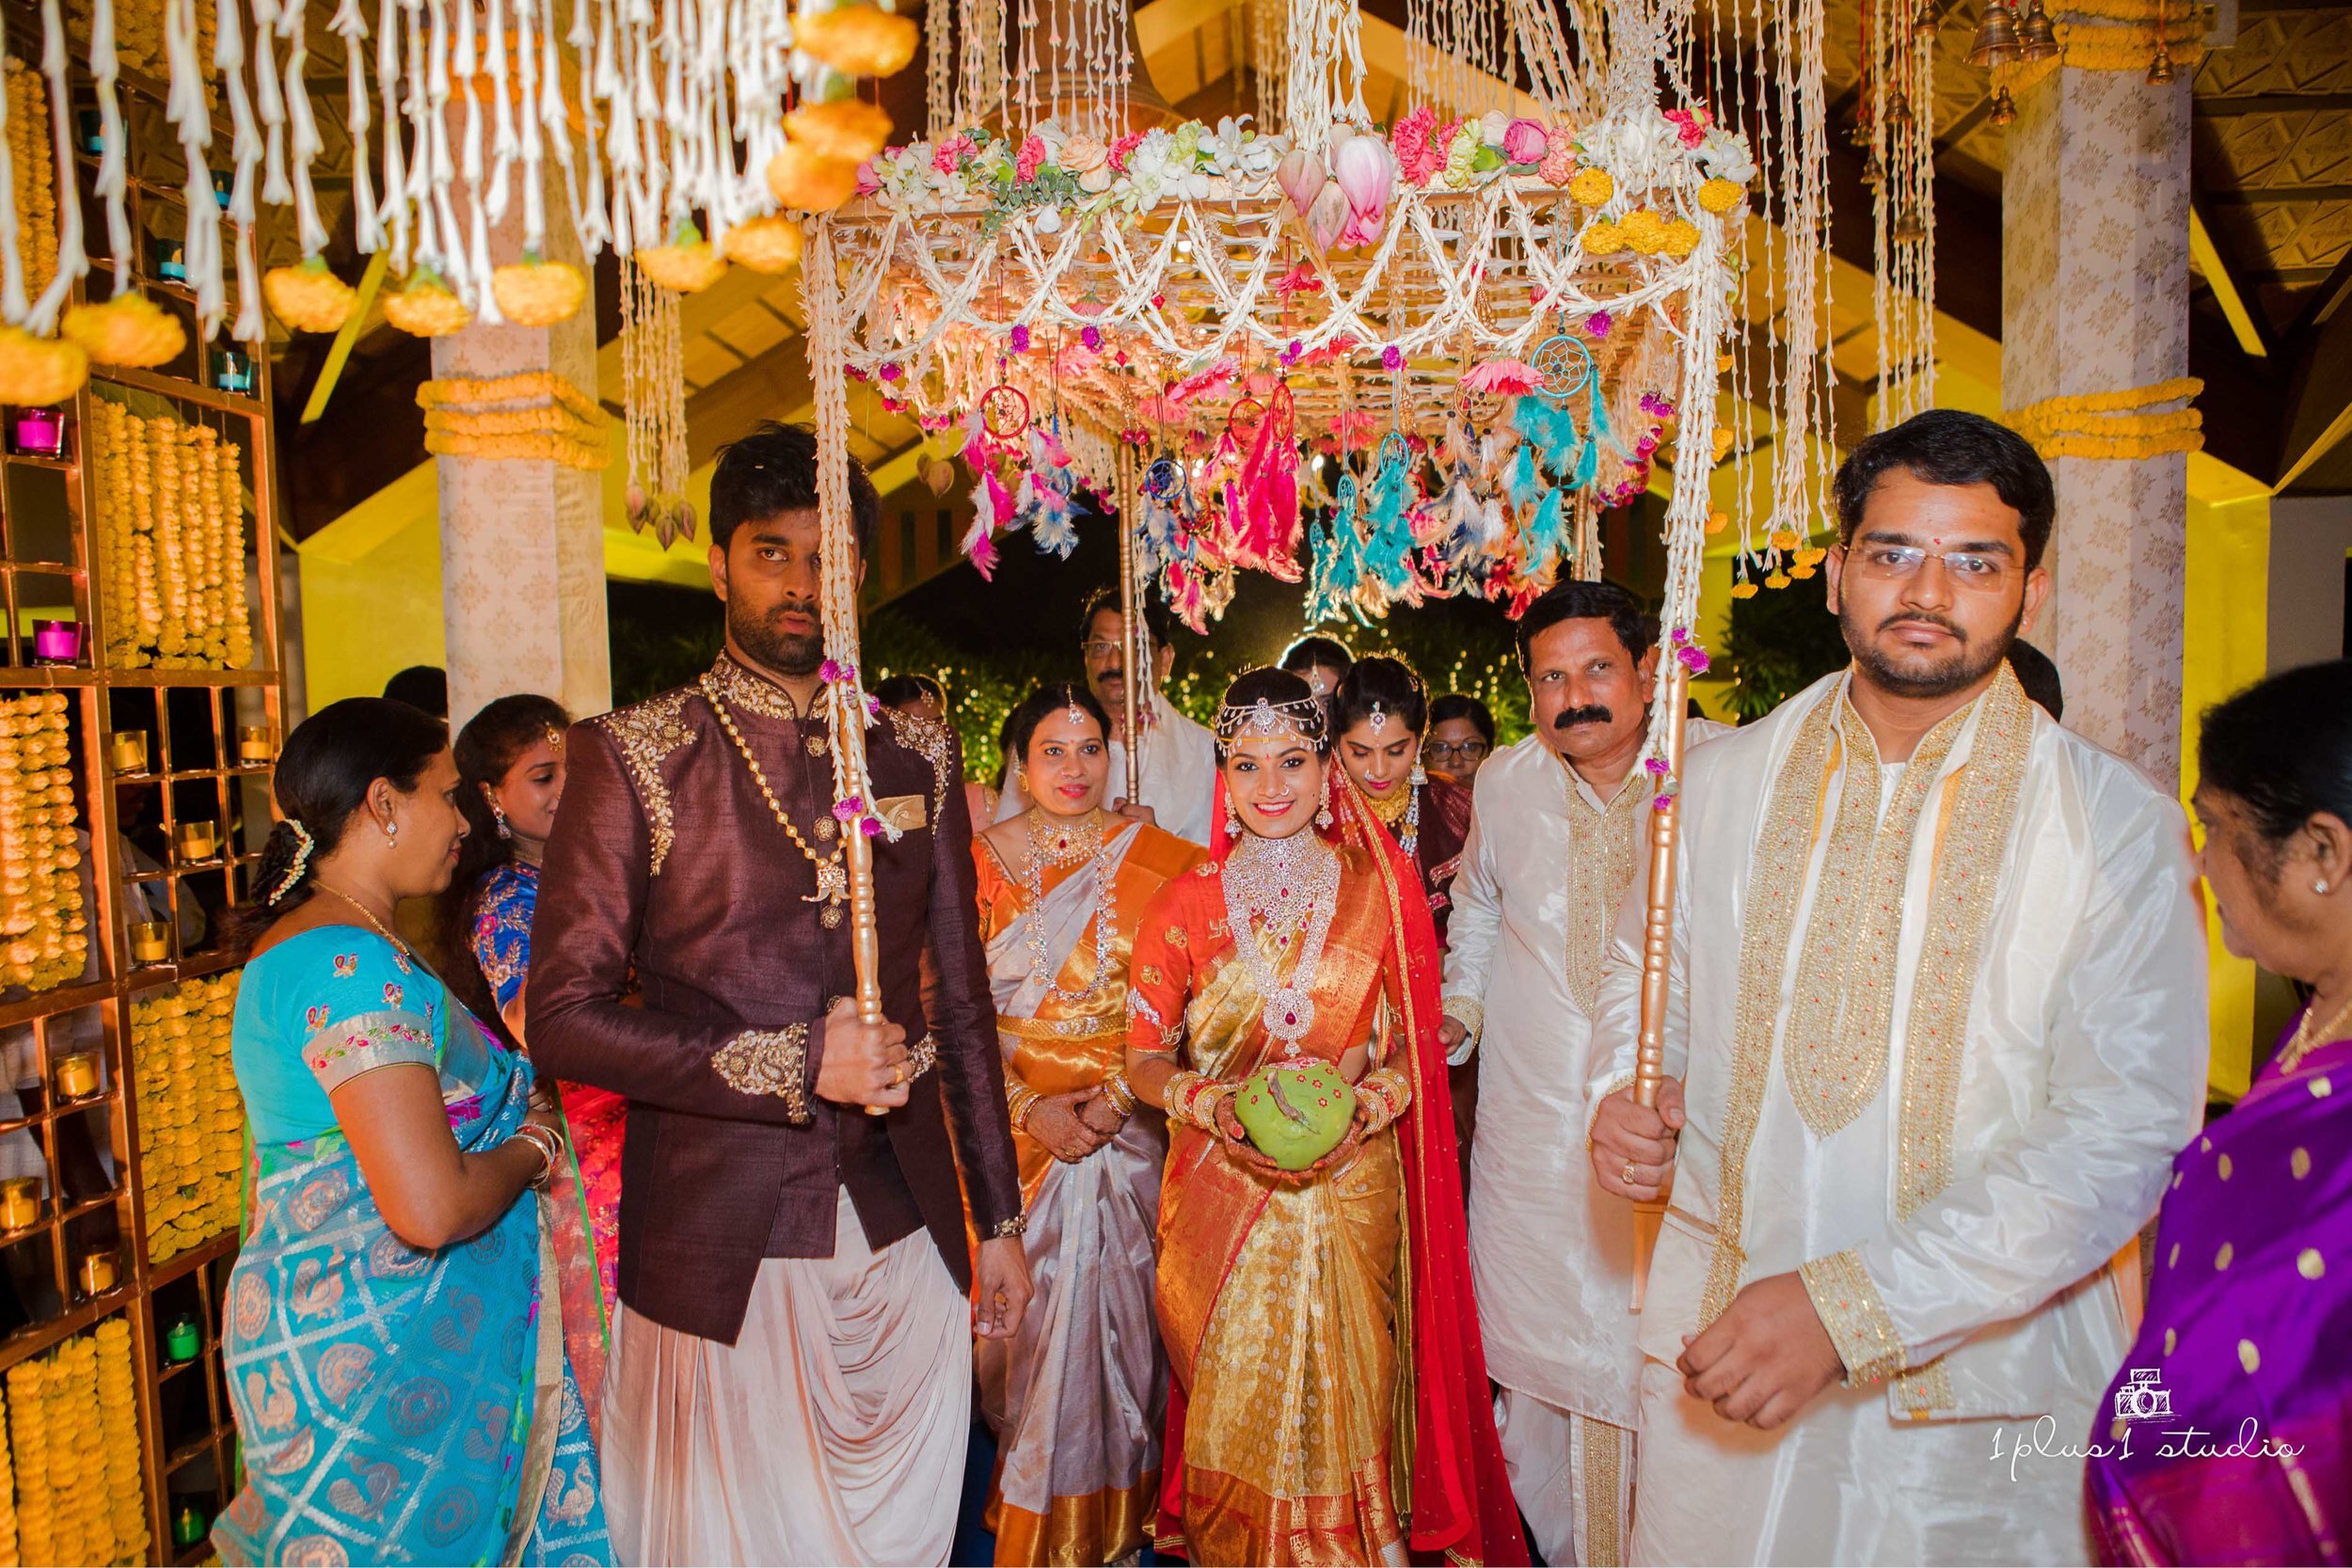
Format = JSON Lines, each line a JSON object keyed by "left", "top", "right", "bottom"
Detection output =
{"left": 1277, "top": 148, "right": 1325, "bottom": 216}
{"left": 1502, "top": 118, "right": 1549, "bottom": 166}
{"left": 1331, "top": 133, "right": 1396, "bottom": 222}
{"left": 860, "top": 816, "right": 883, "bottom": 836}
{"left": 1306, "top": 179, "right": 1351, "bottom": 251}
{"left": 832, "top": 797, "right": 863, "bottom": 821}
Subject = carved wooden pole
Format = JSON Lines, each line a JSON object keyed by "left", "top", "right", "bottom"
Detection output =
{"left": 1629, "top": 655, "right": 1691, "bottom": 1306}
{"left": 1117, "top": 446, "right": 1144, "bottom": 806}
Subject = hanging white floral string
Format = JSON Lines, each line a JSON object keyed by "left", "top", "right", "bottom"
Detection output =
{"left": 217, "top": 0, "right": 266, "bottom": 340}
{"left": 25, "top": 0, "right": 88, "bottom": 334}
{"left": 278, "top": 0, "right": 328, "bottom": 256}
{"left": 164, "top": 0, "right": 223, "bottom": 333}
{"left": 88, "top": 0, "right": 132, "bottom": 294}
{"left": 329, "top": 0, "right": 380, "bottom": 253}
{"left": 250, "top": 0, "right": 288, "bottom": 206}
{"left": 0, "top": 7, "right": 24, "bottom": 325}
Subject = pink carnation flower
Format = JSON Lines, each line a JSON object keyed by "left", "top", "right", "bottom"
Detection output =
{"left": 1016, "top": 135, "right": 1046, "bottom": 183}
{"left": 1391, "top": 105, "right": 1442, "bottom": 186}
{"left": 931, "top": 134, "right": 976, "bottom": 175}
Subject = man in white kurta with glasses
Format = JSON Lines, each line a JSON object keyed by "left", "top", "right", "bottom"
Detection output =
{"left": 1589, "top": 408, "right": 2207, "bottom": 1564}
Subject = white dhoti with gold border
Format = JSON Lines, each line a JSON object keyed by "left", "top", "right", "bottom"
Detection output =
{"left": 600, "top": 1186, "right": 970, "bottom": 1567}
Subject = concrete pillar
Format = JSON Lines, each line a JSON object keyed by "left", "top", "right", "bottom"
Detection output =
{"left": 430, "top": 171, "right": 611, "bottom": 731}
{"left": 2001, "top": 62, "right": 2192, "bottom": 780}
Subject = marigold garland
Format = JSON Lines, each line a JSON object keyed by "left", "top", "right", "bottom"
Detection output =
{"left": 90, "top": 402, "right": 254, "bottom": 669}
{"left": 2009, "top": 376, "right": 2204, "bottom": 461}
{"left": 1, "top": 1320, "right": 150, "bottom": 1566}
{"left": 5, "top": 64, "right": 55, "bottom": 305}
{"left": 418, "top": 372, "right": 612, "bottom": 470}
{"left": 134, "top": 972, "right": 244, "bottom": 1261}
{"left": 0, "top": 693, "right": 87, "bottom": 994}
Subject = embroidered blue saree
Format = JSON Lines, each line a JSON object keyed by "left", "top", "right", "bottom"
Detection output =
{"left": 215, "top": 927, "right": 611, "bottom": 1567}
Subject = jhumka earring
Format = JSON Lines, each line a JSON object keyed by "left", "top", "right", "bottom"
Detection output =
{"left": 491, "top": 800, "right": 514, "bottom": 840}
{"left": 1315, "top": 779, "right": 1335, "bottom": 830}
{"left": 1226, "top": 803, "right": 1243, "bottom": 838}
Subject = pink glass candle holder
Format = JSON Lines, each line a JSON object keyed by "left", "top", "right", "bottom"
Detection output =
{"left": 8, "top": 406, "right": 64, "bottom": 457}
{"left": 31, "top": 620, "right": 82, "bottom": 664}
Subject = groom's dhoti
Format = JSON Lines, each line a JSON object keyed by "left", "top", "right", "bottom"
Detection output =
{"left": 601, "top": 1188, "right": 970, "bottom": 1567}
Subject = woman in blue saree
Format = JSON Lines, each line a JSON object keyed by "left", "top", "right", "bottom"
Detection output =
{"left": 215, "top": 698, "right": 611, "bottom": 1567}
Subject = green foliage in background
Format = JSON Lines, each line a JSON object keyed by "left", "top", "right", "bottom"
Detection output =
{"left": 870, "top": 609, "right": 1534, "bottom": 780}
{"left": 609, "top": 587, "right": 1538, "bottom": 783}
{"left": 1716, "top": 570, "right": 1851, "bottom": 722}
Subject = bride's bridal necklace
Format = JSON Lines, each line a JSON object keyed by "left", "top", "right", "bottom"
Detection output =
{"left": 1222, "top": 829, "right": 1342, "bottom": 1048}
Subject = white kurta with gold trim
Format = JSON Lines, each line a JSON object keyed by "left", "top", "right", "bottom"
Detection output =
{"left": 1589, "top": 669, "right": 2206, "bottom": 1566}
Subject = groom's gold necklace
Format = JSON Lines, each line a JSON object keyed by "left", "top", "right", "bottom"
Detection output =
{"left": 702, "top": 673, "right": 849, "bottom": 928}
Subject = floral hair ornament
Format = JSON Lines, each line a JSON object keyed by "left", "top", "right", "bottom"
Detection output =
{"left": 1214, "top": 689, "right": 1329, "bottom": 755}
{"left": 268, "top": 820, "right": 316, "bottom": 904}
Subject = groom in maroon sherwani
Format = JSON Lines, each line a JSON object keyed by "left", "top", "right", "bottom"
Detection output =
{"left": 530, "top": 421, "right": 1029, "bottom": 1565}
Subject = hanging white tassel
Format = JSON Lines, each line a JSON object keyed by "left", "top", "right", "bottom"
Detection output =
{"left": 422, "top": 0, "right": 467, "bottom": 297}
{"left": 163, "top": 0, "right": 220, "bottom": 335}
{"left": 483, "top": 0, "right": 514, "bottom": 223}
{"left": 281, "top": 0, "right": 327, "bottom": 255}
{"left": 0, "top": 9, "right": 25, "bottom": 325}
{"left": 515, "top": 0, "right": 544, "bottom": 254}
{"left": 400, "top": 0, "right": 436, "bottom": 274}
{"left": 330, "top": 0, "right": 380, "bottom": 253}
{"left": 216, "top": 0, "right": 263, "bottom": 340}
{"left": 26, "top": 0, "right": 90, "bottom": 335}
{"left": 90, "top": 0, "right": 132, "bottom": 295}
{"left": 373, "top": 0, "right": 405, "bottom": 264}
{"left": 251, "top": 0, "right": 290, "bottom": 206}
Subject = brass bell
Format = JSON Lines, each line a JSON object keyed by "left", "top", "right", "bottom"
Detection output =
{"left": 1990, "top": 85, "right": 2017, "bottom": 124}
{"left": 1892, "top": 206, "right": 1929, "bottom": 242}
{"left": 1861, "top": 150, "right": 1885, "bottom": 187}
{"left": 2015, "top": 0, "right": 2059, "bottom": 59}
{"left": 1967, "top": 0, "right": 2021, "bottom": 66}
{"left": 1913, "top": 2, "right": 1940, "bottom": 39}
{"left": 2147, "top": 41, "right": 2176, "bottom": 82}
{"left": 1885, "top": 89, "right": 1915, "bottom": 131}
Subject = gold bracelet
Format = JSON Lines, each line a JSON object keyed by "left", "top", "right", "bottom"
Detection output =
{"left": 510, "top": 1122, "right": 564, "bottom": 1190}
{"left": 1005, "top": 1079, "right": 1041, "bottom": 1131}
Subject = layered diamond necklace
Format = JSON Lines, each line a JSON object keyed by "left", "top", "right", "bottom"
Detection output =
{"left": 1221, "top": 828, "right": 1342, "bottom": 1048}
{"left": 1018, "top": 808, "right": 1117, "bottom": 1008}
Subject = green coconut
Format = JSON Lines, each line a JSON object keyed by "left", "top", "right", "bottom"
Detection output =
{"left": 1232, "top": 1059, "right": 1358, "bottom": 1171}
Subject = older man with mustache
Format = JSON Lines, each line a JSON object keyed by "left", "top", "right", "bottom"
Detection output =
{"left": 1438, "top": 579, "right": 1726, "bottom": 1566}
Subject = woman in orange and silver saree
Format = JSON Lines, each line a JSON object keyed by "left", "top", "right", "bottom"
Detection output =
{"left": 1120, "top": 668, "right": 1527, "bottom": 1567}
{"left": 973, "top": 683, "right": 1203, "bottom": 1565}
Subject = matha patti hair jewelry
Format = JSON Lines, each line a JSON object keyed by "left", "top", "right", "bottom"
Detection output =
{"left": 268, "top": 821, "right": 316, "bottom": 904}
{"left": 1214, "top": 690, "right": 1329, "bottom": 754}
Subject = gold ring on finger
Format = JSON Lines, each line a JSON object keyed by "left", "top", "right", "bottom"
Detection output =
{"left": 1621, "top": 1160, "right": 1638, "bottom": 1184}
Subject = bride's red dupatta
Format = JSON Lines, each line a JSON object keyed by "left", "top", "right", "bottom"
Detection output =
{"left": 1156, "top": 779, "right": 1528, "bottom": 1565}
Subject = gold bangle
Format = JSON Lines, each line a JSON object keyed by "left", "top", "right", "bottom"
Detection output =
{"left": 1102, "top": 1072, "right": 1138, "bottom": 1118}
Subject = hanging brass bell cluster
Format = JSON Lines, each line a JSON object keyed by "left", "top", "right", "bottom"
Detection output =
{"left": 1967, "top": 0, "right": 2021, "bottom": 66}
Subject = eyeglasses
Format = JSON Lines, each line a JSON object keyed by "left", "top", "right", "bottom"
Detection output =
{"left": 1841, "top": 543, "right": 2018, "bottom": 591}
{"left": 1079, "top": 640, "right": 1125, "bottom": 660}
{"left": 1426, "top": 739, "right": 1490, "bottom": 761}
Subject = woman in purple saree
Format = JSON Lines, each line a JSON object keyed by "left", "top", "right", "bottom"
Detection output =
{"left": 2090, "top": 659, "right": 2352, "bottom": 1565}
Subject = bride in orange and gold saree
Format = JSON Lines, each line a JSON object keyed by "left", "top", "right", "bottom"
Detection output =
{"left": 973, "top": 684, "right": 1203, "bottom": 1566}
{"left": 1121, "top": 669, "right": 1527, "bottom": 1567}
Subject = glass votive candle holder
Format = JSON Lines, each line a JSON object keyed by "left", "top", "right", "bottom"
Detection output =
{"left": 31, "top": 620, "right": 82, "bottom": 664}
{"left": 75, "top": 1247, "right": 117, "bottom": 1296}
{"left": 74, "top": 108, "right": 102, "bottom": 155}
{"left": 210, "top": 168, "right": 233, "bottom": 212}
{"left": 175, "top": 819, "right": 219, "bottom": 861}
{"left": 172, "top": 1500, "right": 208, "bottom": 1547}
{"left": 164, "top": 1314, "right": 200, "bottom": 1362}
{"left": 212, "top": 346, "right": 255, "bottom": 394}
{"left": 154, "top": 236, "right": 188, "bottom": 282}
{"left": 8, "top": 405, "right": 64, "bottom": 457}
{"left": 129, "top": 920, "right": 170, "bottom": 964}
{"left": 110, "top": 731, "right": 149, "bottom": 774}
{"left": 0, "top": 1176, "right": 40, "bottom": 1231}
{"left": 238, "top": 725, "right": 275, "bottom": 763}
{"left": 51, "top": 1051, "right": 98, "bottom": 1101}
